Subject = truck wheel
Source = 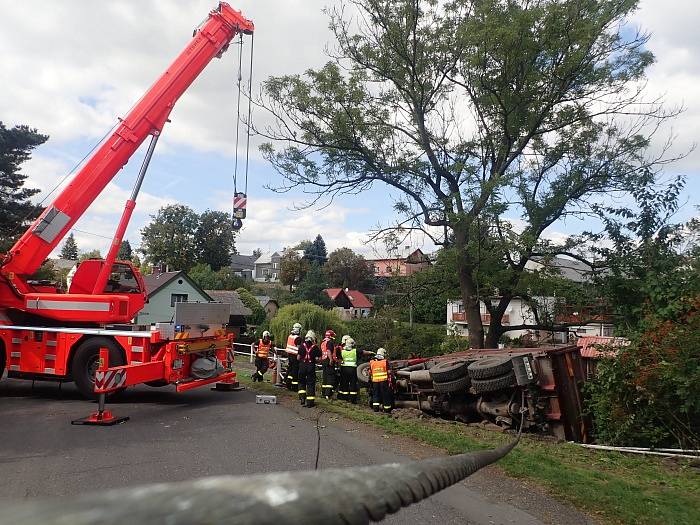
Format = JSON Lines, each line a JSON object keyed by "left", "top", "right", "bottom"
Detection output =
{"left": 0, "top": 342, "right": 5, "bottom": 380}
{"left": 433, "top": 374, "right": 471, "bottom": 393}
{"left": 357, "top": 362, "right": 371, "bottom": 385}
{"left": 429, "top": 359, "right": 469, "bottom": 382}
{"left": 471, "top": 371, "right": 516, "bottom": 394}
{"left": 467, "top": 356, "right": 513, "bottom": 380}
{"left": 71, "top": 337, "right": 126, "bottom": 399}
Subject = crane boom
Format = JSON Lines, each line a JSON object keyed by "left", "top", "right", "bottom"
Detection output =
{"left": 1, "top": 3, "right": 253, "bottom": 291}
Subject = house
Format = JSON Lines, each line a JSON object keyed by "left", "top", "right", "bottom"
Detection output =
{"left": 206, "top": 289, "right": 253, "bottom": 336}
{"left": 230, "top": 254, "right": 257, "bottom": 281}
{"left": 446, "top": 256, "right": 613, "bottom": 343}
{"left": 325, "top": 288, "right": 374, "bottom": 319}
{"left": 253, "top": 251, "right": 281, "bottom": 282}
{"left": 135, "top": 270, "right": 212, "bottom": 325}
{"left": 576, "top": 335, "right": 629, "bottom": 379}
{"left": 255, "top": 295, "right": 279, "bottom": 318}
{"left": 368, "top": 248, "right": 432, "bottom": 278}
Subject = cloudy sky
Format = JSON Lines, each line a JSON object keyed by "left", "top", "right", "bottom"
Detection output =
{"left": 0, "top": 0, "right": 697, "bottom": 258}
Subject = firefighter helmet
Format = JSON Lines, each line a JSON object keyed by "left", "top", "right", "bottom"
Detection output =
{"left": 291, "top": 323, "right": 302, "bottom": 335}
{"left": 376, "top": 347, "right": 386, "bottom": 359}
{"left": 305, "top": 330, "right": 316, "bottom": 342}
{"left": 325, "top": 329, "right": 336, "bottom": 339}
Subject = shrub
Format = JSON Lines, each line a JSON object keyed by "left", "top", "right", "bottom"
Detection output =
{"left": 348, "top": 317, "right": 448, "bottom": 360}
{"left": 270, "top": 302, "right": 348, "bottom": 346}
{"left": 236, "top": 287, "right": 266, "bottom": 326}
{"left": 585, "top": 298, "right": 700, "bottom": 448}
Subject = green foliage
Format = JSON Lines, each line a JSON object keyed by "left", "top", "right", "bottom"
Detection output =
{"left": 196, "top": 210, "right": 236, "bottom": 270}
{"left": 79, "top": 249, "right": 102, "bottom": 262}
{"left": 189, "top": 263, "right": 246, "bottom": 291}
{"left": 30, "top": 259, "right": 57, "bottom": 282}
{"left": 0, "top": 122, "right": 47, "bottom": 252}
{"left": 117, "top": 239, "right": 132, "bottom": 261}
{"left": 324, "top": 247, "right": 373, "bottom": 289}
{"left": 236, "top": 287, "right": 266, "bottom": 325}
{"left": 303, "top": 234, "right": 327, "bottom": 265}
{"left": 140, "top": 204, "right": 199, "bottom": 271}
{"left": 279, "top": 250, "right": 309, "bottom": 290}
{"left": 348, "top": 310, "right": 448, "bottom": 360}
{"left": 269, "top": 302, "right": 348, "bottom": 346}
{"left": 291, "top": 263, "right": 333, "bottom": 307}
{"left": 60, "top": 233, "right": 79, "bottom": 260}
{"left": 259, "top": 0, "right": 675, "bottom": 348}
{"left": 586, "top": 299, "right": 700, "bottom": 448}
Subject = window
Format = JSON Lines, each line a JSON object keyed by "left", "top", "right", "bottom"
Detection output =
{"left": 171, "top": 293, "right": 188, "bottom": 307}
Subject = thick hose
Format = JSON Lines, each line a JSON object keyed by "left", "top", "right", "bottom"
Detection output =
{"left": 0, "top": 439, "right": 516, "bottom": 525}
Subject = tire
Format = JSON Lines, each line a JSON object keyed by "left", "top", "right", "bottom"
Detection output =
{"left": 467, "top": 356, "right": 513, "bottom": 380}
{"left": 71, "top": 337, "right": 126, "bottom": 399}
{"left": 471, "top": 371, "right": 516, "bottom": 394}
{"left": 357, "top": 362, "right": 371, "bottom": 385}
{"left": 433, "top": 374, "right": 471, "bottom": 393}
{"left": 429, "top": 359, "right": 469, "bottom": 382}
{"left": 0, "top": 342, "right": 5, "bottom": 380}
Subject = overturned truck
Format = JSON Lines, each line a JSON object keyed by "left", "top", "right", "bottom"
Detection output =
{"left": 360, "top": 345, "right": 591, "bottom": 443}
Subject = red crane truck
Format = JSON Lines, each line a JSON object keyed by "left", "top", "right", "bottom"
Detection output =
{"left": 0, "top": 3, "right": 254, "bottom": 400}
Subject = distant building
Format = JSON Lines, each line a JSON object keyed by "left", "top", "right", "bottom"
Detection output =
{"left": 446, "top": 256, "right": 613, "bottom": 343}
{"left": 230, "top": 254, "right": 257, "bottom": 281}
{"left": 255, "top": 295, "right": 279, "bottom": 318}
{"left": 135, "top": 270, "right": 211, "bottom": 325}
{"left": 206, "top": 289, "right": 253, "bottom": 336}
{"left": 253, "top": 251, "right": 281, "bottom": 282}
{"left": 368, "top": 248, "right": 431, "bottom": 278}
{"left": 325, "top": 288, "right": 374, "bottom": 319}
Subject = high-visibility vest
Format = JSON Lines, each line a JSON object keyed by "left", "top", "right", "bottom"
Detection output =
{"left": 286, "top": 334, "right": 299, "bottom": 355}
{"left": 341, "top": 347, "right": 357, "bottom": 367}
{"left": 321, "top": 338, "right": 335, "bottom": 363}
{"left": 256, "top": 339, "right": 272, "bottom": 359}
{"left": 370, "top": 359, "right": 388, "bottom": 382}
{"left": 301, "top": 341, "right": 318, "bottom": 363}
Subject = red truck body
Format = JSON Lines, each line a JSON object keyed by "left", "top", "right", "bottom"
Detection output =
{"left": 0, "top": 3, "right": 253, "bottom": 398}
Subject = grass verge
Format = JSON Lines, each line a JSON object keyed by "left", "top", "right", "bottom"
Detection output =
{"left": 234, "top": 365, "right": 700, "bottom": 525}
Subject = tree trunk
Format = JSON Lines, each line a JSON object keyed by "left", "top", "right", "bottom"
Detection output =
{"left": 485, "top": 324, "right": 501, "bottom": 348}
{"left": 454, "top": 227, "right": 484, "bottom": 349}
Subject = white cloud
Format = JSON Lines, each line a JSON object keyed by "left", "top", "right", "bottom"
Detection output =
{"left": 0, "top": 0, "right": 334, "bottom": 159}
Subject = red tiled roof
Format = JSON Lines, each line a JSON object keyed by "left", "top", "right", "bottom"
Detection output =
{"left": 324, "top": 288, "right": 373, "bottom": 309}
{"left": 345, "top": 290, "right": 373, "bottom": 309}
{"left": 577, "top": 336, "right": 629, "bottom": 358}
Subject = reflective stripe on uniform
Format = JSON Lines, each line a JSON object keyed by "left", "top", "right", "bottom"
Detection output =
{"left": 298, "top": 389, "right": 306, "bottom": 394}
{"left": 370, "top": 359, "right": 389, "bottom": 382}
{"left": 306, "top": 396, "right": 315, "bottom": 400}
{"left": 341, "top": 347, "right": 357, "bottom": 367}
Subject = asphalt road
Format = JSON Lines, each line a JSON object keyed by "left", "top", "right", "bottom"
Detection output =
{"left": 0, "top": 375, "right": 593, "bottom": 524}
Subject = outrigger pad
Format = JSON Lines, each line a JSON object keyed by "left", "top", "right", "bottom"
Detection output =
{"left": 71, "top": 410, "right": 129, "bottom": 426}
{"left": 212, "top": 381, "right": 244, "bottom": 391}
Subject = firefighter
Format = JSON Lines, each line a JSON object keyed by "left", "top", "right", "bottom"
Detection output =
{"left": 370, "top": 348, "right": 393, "bottom": 413}
{"left": 252, "top": 330, "right": 272, "bottom": 382}
{"left": 297, "top": 330, "right": 321, "bottom": 408}
{"left": 320, "top": 329, "right": 337, "bottom": 399}
{"left": 337, "top": 337, "right": 372, "bottom": 404}
{"left": 285, "top": 322, "right": 302, "bottom": 391}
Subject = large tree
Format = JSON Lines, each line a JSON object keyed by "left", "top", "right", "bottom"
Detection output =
{"left": 0, "top": 122, "right": 47, "bottom": 252}
{"left": 140, "top": 204, "right": 199, "bottom": 271}
{"left": 280, "top": 250, "right": 309, "bottom": 291}
{"left": 60, "top": 232, "right": 79, "bottom": 260}
{"left": 303, "top": 234, "right": 328, "bottom": 265}
{"left": 117, "top": 239, "right": 132, "bottom": 261}
{"left": 325, "top": 247, "right": 373, "bottom": 289}
{"left": 258, "top": 0, "right": 680, "bottom": 347}
{"left": 196, "top": 210, "right": 236, "bottom": 271}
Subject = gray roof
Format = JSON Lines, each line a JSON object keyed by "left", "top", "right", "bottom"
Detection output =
{"left": 254, "top": 251, "right": 280, "bottom": 265}
{"left": 230, "top": 254, "right": 257, "bottom": 271}
{"left": 142, "top": 271, "right": 185, "bottom": 295}
{"left": 530, "top": 256, "right": 593, "bottom": 283}
{"left": 255, "top": 295, "right": 278, "bottom": 307}
{"left": 205, "top": 290, "right": 253, "bottom": 317}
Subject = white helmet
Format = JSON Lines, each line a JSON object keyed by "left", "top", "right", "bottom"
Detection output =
{"left": 262, "top": 330, "right": 271, "bottom": 339}
{"left": 341, "top": 334, "right": 350, "bottom": 345}
{"left": 345, "top": 337, "right": 355, "bottom": 349}
{"left": 291, "top": 323, "right": 302, "bottom": 335}
{"left": 305, "top": 330, "right": 316, "bottom": 342}
{"left": 376, "top": 348, "right": 386, "bottom": 359}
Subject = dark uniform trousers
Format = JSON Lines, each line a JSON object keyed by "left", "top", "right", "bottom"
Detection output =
{"left": 338, "top": 366, "right": 358, "bottom": 404}
{"left": 298, "top": 362, "right": 317, "bottom": 407}
{"left": 286, "top": 356, "right": 299, "bottom": 392}
{"left": 321, "top": 363, "right": 337, "bottom": 399}
{"left": 372, "top": 380, "right": 393, "bottom": 413}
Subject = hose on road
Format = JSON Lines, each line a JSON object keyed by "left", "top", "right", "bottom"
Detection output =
{"left": 1, "top": 395, "right": 525, "bottom": 525}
